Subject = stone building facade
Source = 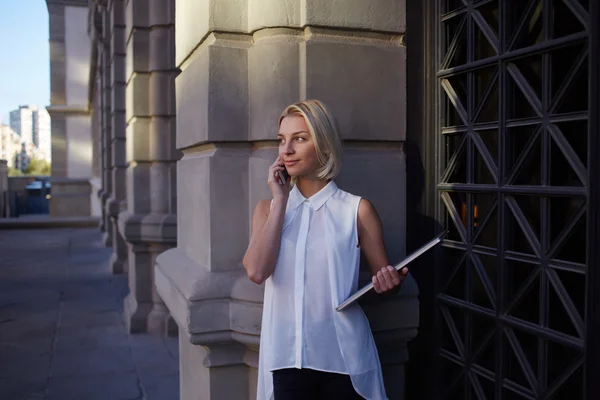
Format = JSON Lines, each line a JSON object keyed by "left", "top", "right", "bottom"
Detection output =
{"left": 48, "top": 0, "right": 419, "bottom": 399}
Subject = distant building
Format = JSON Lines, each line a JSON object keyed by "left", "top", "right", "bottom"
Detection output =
{"left": 10, "top": 106, "right": 34, "bottom": 143}
{"left": 35, "top": 108, "right": 51, "bottom": 161}
{"left": 0, "top": 125, "right": 21, "bottom": 168}
{"left": 8, "top": 105, "right": 51, "bottom": 163}
{"left": 14, "top": 143, "right": 31, "bottom": 173}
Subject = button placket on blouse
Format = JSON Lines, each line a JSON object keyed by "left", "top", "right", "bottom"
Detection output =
{"left": 294, "top": 200, "right": 312, "bottom": 367}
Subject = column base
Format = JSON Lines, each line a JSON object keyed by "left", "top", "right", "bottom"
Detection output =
{"left": 148, "top": 304, "right": 178, "bottom": 337}
{"left": 123, "top": 292, "right": 153, "bottom": 334}
{"left": 109, "top": 252, "right": 127, "bottom": 275}
{"left": 102, "top": 231, "right": 112, "bottom": 247}
{"left": 49, "top": 178, "right": 91, "bottom": 217}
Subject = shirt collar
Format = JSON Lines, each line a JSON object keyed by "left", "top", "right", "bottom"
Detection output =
{"left": 288, "top": 180, "right": 338, "bottom": 211}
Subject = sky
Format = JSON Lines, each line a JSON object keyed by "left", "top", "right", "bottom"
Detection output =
{"left": 0, "top": 1, "right": 50, "bottom": 125}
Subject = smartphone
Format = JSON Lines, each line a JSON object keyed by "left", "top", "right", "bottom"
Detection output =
{"left": 279, "top": 167, "right": 289, "bottom": 186}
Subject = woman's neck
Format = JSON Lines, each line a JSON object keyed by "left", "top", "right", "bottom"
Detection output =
{"left": 295, "top": 177, "right": 330, "bottom": 199}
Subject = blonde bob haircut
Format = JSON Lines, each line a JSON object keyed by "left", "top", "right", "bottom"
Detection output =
{"left": 278, "top": 100, "right": 343, "bottom": 181}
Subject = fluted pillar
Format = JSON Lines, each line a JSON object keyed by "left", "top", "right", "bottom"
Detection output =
{"left": 118, "top": 0, "right": 178, "bottom": 336}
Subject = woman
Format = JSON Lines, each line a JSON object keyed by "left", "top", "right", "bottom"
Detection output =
{"left": 243, "top": 100, "right": 407, "bottom": 400}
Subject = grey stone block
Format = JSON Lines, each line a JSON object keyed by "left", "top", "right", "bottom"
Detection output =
{"left": 248, "top": 32, "right": 301, "bottom": 141}
{"left": 303, "top": 35, "right": 407, "bottom": 141}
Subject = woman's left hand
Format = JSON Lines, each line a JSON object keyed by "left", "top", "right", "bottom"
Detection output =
{"left": 372, "top": 266, "right": 408, "bottom": 294}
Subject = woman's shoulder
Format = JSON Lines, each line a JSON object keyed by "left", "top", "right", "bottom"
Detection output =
{"left": 332, "top": 186, "right": 363, "bottom": 205}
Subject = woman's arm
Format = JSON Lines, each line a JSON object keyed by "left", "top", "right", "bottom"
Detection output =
{"left": 242, "top": 198, "right": 287, "bottom": 284}
{"left": 357, "top": 198, "right": 407, "bottom": 295}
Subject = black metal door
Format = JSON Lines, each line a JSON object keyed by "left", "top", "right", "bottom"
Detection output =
{"left": 431, "top": 0, "right": 597, "bottom": 399}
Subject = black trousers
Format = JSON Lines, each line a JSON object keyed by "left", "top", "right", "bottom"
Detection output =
{"left": 272, "top": 368, "right": 363, "bottom": 399}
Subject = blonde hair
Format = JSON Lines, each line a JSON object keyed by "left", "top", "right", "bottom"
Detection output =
{"left": 278, "top": 100, "right": 342, "bottom": 180}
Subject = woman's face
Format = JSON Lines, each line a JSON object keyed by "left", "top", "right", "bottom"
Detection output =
{"left": 278, "top": 116, "right": 320, "bottom": 179}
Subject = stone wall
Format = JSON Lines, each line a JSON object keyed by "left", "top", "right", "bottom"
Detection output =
{"left": 155, "top": 0, "right": 418, "bottom": 399}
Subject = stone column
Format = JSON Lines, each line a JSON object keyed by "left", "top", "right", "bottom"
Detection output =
{"left": 155, "top": 1, "right": 417, "bottom": 399}
{"left": 90, "top": 6, "right": 105, "bottom": 222}
{"left": 100, "top": 7, "right": 114, "bottom": 246}
{"left": 105, "top": 0, "right": 128, "bottom": 274}
{"left": 118, "top": 0, "right": 178, "bottom": 335}
{"left": 47, "top": 0, "right": 67, "bottom": 180}
{"left": 46, "top": 0, "right": 93, "bottom": 218}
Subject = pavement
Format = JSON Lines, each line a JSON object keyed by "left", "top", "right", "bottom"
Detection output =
{"left": 0, "top": 228, "right": 179, "bottom": 400}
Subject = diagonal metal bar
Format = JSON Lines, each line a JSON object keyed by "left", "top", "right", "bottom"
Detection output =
{"left": 548, "top": 201, "right": 586, "bottom": 258}
{"left": 441, "top": 191, "right": 469, "bottom": 243}
{"left": 548, "top": 123, "right": 589, "bottom": 185}
{"left": 471, "top": 8, "right": 500, "bottom": 54}
{"left": 441, "top": 134, "right": 469, "bottom": 183}
{"left": 442, "top": 16, "right": 468, "bottom": 69}
{"left": 562, "top": 0, "right": 590, "bottom": 29}
{"left": 504, "top": 268, "right": 541, "bottom": 317}
{"left": 468, "top": 371, "right": 488, "bottom": 400}
{"left": 473, "top": 67, "right": 499, "bottom": 122}
{"left": 550, "top": 44, "right": 588, "bottom": 113}
{"left": 441, "top": 306, "right": 467, "bottom": 359}
{"left": 472, "top": 198, "right": 498, "bottom": 245}
{"left": 507, "top": 0, "right": 540, "bottom": 50}
{"left": 442, "top": 78, "right": 470, "bottom": 125}
{"left": 443, "top": 126, "right": 469, "bottom": 134}
{"left": 471, "top": 253, "right": 497, "bottom": 309}
{"left": 506, "top": 126, "right": 542, "bottom": 185}
{"left": 439, "top": 350, "right": 468, "bottom": 392}
{"left": 544, "top": 355, "right": 584, "bottom": 398}
{"left": 438, "top": 295, "right": 585, "bottom": 350}
{"left": 546, "top": 268, "right": 586, "bottom": 339}
{"left": 472, "top": 131, "right": 499, "bottom": 183}
{"left": 507, "top": 63, "right": 544, "bottom": 117}
{"left": 441, "top": 8, "right": 468, "bottom": 22}
{"left": 506, "top": 196, "right": 542, "bottom": 257}
{"left": 439, "top": 32, "right": 588, "bottom": 78}
{"left": 505, "top": 327, "right": 540, "bottom": 394}
{"left": 439, "top": 247, "right": 470, "bottom": 296}
{"left": 502, "top": 380, "right": 537, "bottom": 400}
{"left": 548, "top": 258, "right": 587, "bottom": 274}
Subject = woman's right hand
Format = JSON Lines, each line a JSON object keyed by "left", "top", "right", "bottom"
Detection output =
{"left": 268, "top": 156, "right": 291, "bottom": 202}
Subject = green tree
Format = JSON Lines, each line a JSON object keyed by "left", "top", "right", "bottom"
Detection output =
{"left": 24, "top": 158, "right": 51, "bottom": 176}
{"left": 8, "top": 167, "right": 23, "bottom": 177}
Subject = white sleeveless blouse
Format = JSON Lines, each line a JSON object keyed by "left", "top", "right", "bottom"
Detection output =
{"left": 257, "top": 181, "right": 388, "bottom": 400}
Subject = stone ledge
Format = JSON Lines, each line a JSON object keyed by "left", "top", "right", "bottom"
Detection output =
{"left": 46, "top": 105, "right": 90, "bottom": 116}
{"left": 156, "top": 247, "right": 419, "bottom": 367}
{"left": 155, "top": 248, "right": 259, "bottom": 342}
{"left": 46, "top": 0, "right": 88, "bottom": 6}
{"left": 117, "top": 210, "right": 177, "bottom": 244}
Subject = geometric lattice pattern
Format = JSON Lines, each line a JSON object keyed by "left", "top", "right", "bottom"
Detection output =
{"left": 436, "top": 0, "right": 589, "bottom": 398}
